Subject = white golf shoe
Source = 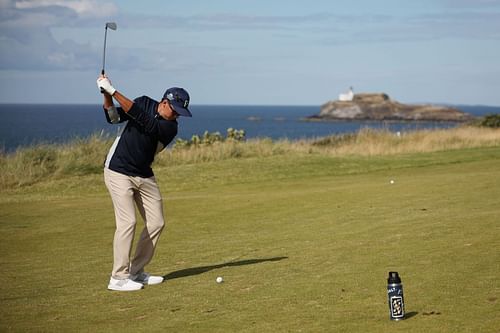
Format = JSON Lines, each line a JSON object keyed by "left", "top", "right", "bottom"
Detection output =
{"left": 131, "top": 272, "right": 164, "bottom": 285}
{"left": 108, "top": 277, "right": 144, "bottom": 291}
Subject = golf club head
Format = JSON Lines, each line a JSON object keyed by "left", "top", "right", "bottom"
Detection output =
{"left": 105, "top": 22, "right": 117, "bottom": 30}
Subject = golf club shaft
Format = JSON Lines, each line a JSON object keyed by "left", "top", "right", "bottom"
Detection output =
{"left": 101, "top": 22, "right": 116, "bottom": 93}
{"left": 102, "top": 27, "right": 108, "bottom": 75}
{"left": 100, "top": 27, "right": 108, "bottom": 93}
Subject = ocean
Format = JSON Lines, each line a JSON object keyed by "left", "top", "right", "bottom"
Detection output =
{"left": 0, "top": 103, "right": 498, "bottom": 152}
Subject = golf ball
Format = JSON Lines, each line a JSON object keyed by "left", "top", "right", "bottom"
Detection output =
{"left": 216, "top": 276, "right": 223, "bottom": 283}
{"left": 390, "top": 180, "right": 395, "bottom": 184}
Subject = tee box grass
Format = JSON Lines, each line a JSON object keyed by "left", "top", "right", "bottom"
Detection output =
{"left": 0, "top": 147, "right": 499, "bottom": 332}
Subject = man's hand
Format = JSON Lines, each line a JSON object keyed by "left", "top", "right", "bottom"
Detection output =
{"left": 97, "top": 75, "right": 116, "bottom": 96}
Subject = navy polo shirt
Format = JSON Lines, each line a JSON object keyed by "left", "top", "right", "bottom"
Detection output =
{"left": 104, "top": 96, "right": 178, "bottom": 178}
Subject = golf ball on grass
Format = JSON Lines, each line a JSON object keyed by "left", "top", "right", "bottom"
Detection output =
{"left": 216, "top": 276, "right": 224, "bottom": 284}
{"left": 390, "top": 180, "right": 395, "bottom": 184}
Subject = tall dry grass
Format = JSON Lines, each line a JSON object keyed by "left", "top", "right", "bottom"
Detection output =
{"left": 1, "top": 126, "right": 499, "bottom": 189}
{"left": 306, "top": 126, "right": 500, "bottom": 156}
{"left": 155, "top": 138, "right": 291, "bottom": 166}
{"left": 0, "top": 134, "right": 112, "bottom": 188}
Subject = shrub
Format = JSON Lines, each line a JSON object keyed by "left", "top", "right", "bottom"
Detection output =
{"left": 312, "top": 133, "right": 357, "bottom": 147}
{"left": 174, "top": 128, "right": 246, "bottom": 148}
{"left": 478, "top": 114, "right": 500, "bottom": 128}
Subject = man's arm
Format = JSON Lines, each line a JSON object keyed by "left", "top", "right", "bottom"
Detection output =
{"left": 111, "top": 91, "right": 134, "bottom": 113}
{"left": 98, "top": 75, "right": 134, "bottom": 112}
{"left": 103, "top": 91, "right": 113, "bottom": 109}
{"left": 98, "top": 75, "right": 165, "bottom": 135}
{"left": 98, "top": 75, "right": 136, "bottom": 124}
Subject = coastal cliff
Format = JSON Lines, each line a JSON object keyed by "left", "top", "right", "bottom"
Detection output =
{"left": 310, "top": 93, "right": 474, "bottom": 122}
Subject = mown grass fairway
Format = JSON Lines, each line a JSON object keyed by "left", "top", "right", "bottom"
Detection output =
{"left": 1, "top": 147, "right": 499, "bottom": 332}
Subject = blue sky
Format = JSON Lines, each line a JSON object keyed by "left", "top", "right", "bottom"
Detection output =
{"left": 0, "top": 0, "right": 499, "bottom": 105}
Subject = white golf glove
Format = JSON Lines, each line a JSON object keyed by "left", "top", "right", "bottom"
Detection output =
{"left": 97, "top": 76, "right": 116, "bottom": 96}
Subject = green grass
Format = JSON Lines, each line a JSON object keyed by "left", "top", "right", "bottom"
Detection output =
{"left": 1, "top": 145, "right": 499, "bottom": 332}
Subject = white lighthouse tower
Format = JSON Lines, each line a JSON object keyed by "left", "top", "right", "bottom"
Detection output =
{"left": 339, "top": 87, "right": 354, "bottom": 101}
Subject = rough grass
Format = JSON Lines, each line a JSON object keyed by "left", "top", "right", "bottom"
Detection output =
{"left": 0, "top": 134, "right": 112, "bottom": 188}
{"left": 2, "top": 126, "right": 500, "bottom": 189}
{"left": 0, "top": 128, "right": 499, "bottom": 332}
{"left": 308, "top": 126, "right": 500, "bottom": 155}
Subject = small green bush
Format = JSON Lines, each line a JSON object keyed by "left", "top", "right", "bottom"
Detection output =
{"left": 174, "top": 128, "right": 246, "bottom": 148}
{"left": 478, "top": 114, "right": 500, "bottom": 128}
{"left": 312, "top": 133, "right": 357, "bottom": 147}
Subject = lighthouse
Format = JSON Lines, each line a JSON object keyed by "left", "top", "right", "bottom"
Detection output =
{"left": 339, "top": 87, "right": 354, "bottom": 101}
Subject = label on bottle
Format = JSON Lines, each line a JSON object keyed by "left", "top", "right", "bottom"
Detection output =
{"left": 390, "top": 295, "right": 405, "bottom": 319}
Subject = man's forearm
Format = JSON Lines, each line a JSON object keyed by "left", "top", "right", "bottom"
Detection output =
{"left": 112, "top": 91, "right": 134, "bottom": 113}
{"left": 103, "top": 92, "right": 114, "bottom": 109}
{"left": 98, "top": 76, "right": 132, "bottom": 112}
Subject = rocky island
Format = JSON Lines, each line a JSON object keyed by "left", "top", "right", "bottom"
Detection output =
{"left": 309, "top": 89, "right": 474, "bottom": 122}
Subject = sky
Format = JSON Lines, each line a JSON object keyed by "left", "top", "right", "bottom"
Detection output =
{"left": 0, "top": 0, "right": 499, "bottom": 106}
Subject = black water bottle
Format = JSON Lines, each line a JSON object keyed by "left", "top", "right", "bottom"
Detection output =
{"left": 387, "top": 271, "right": 405, "bottom": 320}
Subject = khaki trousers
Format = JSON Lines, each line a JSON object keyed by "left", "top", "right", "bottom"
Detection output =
{"left": 104, "top": 168, "right": 165, "bottom": 279}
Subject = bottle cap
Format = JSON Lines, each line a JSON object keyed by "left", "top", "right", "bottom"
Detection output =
{"left": 388, "top": 271, "right": 401, "bottom": 284}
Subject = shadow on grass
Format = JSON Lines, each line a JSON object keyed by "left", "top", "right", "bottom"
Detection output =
{"left": 405, "top": 311, "right": 419, "bottom": 319}
{"left": 163, "top": 256, "right": 288, "bottom": 280}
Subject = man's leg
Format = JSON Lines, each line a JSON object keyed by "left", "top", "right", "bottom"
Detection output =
{"left": 104, "top": 168, "right": 138, "bottom": 279}
{"left": 130, "top": 176, "right": 165, "bottom": 276}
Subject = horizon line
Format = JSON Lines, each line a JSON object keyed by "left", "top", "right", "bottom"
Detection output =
{"left": 1, "top": 102, "right": 500, "bottom": 108}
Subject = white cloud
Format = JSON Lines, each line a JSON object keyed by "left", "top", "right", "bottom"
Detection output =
{"left": 0, "top": 0, "right": 117, "bottom": 70}
{"left": 1, "top": 0, "right": 499, "bottom": 73}
{"left": 14, "top": 0, "right": 117, "bottom": 18}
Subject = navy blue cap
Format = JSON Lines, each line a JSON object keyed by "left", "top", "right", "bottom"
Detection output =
{"left": 163, "top": 87, "right": 192, "bottom": 117}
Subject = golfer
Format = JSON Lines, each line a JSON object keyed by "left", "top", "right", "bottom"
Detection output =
{"left": 97, "top": 75, "right": 192, "bottom": 291}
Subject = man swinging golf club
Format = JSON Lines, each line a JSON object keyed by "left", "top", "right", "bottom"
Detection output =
{"left": 97, "top": 75, "right": 192, "bottom": 291}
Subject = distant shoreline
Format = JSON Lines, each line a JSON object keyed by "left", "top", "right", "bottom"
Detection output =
{"left": 301, "top": 117, "right": 464, "bottom": 123}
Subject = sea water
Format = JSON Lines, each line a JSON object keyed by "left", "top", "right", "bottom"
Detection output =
{"left": 0, "top": 104, "right": 498, "bottom": 152}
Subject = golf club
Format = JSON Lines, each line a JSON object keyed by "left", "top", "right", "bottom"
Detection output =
{"left": 101, "top": 22, "right": 117, "bottom": 76}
